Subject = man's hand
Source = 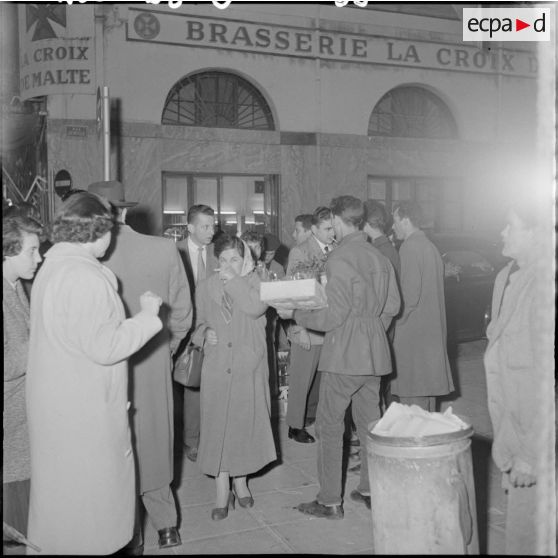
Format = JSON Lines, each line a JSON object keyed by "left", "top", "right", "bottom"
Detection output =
{"left": 509, "top": 459, "right": 536, "bottom": 488}
{"left": 294, "top": 327, "right": 311, "bottom": 350}
{"left": 275, "top": 304, "right": 294, "bottom": 320}
{"left": 205, "top": 328, "right": 218, "bottom": 345}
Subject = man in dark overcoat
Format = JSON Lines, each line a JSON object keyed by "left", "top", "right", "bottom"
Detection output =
{"left": 277, "top": 196, "right": 400, "bottom": 518}
{"left": 176, "top": 205, "right": 218, "bottom": 462}
{"left": 391, "top": 201, "right": 454, "bottom": 411}
{"left": 89, "top": 181, "right": 192, "bottom": 552}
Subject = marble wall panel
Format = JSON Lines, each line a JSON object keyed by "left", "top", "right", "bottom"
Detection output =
{"left": 279, "top": 144, "right": 318, "bottom": 246}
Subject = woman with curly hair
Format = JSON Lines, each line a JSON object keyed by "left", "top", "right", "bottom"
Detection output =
{"left": 3, "top": 212, "right": 43, "bottom": 544}
{"left": 26, "top": 192, "right": 164, "bottom": 555}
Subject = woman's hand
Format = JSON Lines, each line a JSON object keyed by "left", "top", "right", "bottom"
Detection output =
{"left": 140, "top": 291, "right": 163, "bottom": 316}
{"left": 205, "top": 328, "right": 218, "bottom": 345}
{"left": 219, "top": 266, "right": 238, "bottom": 284}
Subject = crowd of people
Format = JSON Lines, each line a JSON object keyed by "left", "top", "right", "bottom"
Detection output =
{"left": 2, "top": 182, "right": 553, "bottom": 555}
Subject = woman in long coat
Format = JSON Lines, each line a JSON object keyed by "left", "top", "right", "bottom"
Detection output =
{"left": 26, "top": 192, "right": 163, "bottom": 555}
{"left": 192, "top": 234, "right": 277, "bottom": 519}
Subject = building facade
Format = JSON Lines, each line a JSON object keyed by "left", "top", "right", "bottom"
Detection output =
{"left": 17, "top": 2, "right": 551, "bottom": 243}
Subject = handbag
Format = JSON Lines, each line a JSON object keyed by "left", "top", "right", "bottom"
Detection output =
{"left": 173, "top": 339, "right": 205, "bottom": 388}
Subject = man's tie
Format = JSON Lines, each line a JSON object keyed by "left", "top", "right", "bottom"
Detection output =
{"left": 324, "top": 245, "right": 330, "bottom": 254}
{"left": 197, "top": 246, "right": 206, "bottom": 284}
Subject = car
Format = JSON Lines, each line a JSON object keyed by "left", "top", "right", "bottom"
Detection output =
{"left": 428, "top": 233, "right": 510, "bottom": 347}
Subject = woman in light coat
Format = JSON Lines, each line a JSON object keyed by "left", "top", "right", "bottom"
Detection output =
{"left": 484, "top": 201, "right": 555, "bottom": 555}
{"left": 193, "top": 234, "right": 277, "bottom": 520}
{"left": 26, "top": 192, "right": 164, "bottom": 555}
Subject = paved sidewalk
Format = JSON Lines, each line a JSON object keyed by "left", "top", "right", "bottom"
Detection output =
{"left": 3, "top": 340, "right": 505, "bottom": 555}
{"left": 139, "top": 340, "right": 506, "bottom": 555}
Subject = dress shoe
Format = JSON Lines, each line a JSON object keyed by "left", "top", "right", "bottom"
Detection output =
{"left": 297, "top": 500, "right": 344, "bottom": 519}
{"left": 350, "top": 489, "right": 371, "bottom": 509}
{"left": 211, "top": 491, "right": 235, "bottom": 520}
{"left": 305, "top": 417, "right": 316, "bottom": 427}
{"left": 157, "top": 527, "right": 181, "bottom": 549}
{"left": 288, "top": 427, "right": 315, "bottom": 444}
{"left": 184, "top": 444, "right": 198, "bottom": 462}
{"left": 232, "top": 486, "right": 254, "bottom": 508}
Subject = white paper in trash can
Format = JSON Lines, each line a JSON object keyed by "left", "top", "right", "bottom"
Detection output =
{"left": 371, "top": 402, "right": 469, "bottom": 437}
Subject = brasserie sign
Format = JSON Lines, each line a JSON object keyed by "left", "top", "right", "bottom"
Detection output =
{"left": 127, "top": 8, "right": 538, "bottom": 78}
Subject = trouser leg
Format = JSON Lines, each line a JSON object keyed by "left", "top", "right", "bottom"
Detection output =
{"left": 398, "top": 395, "right": 436, "bottom": 412}
{"left": 141, "top": 485, "right": 178, "bottom": 531}
{"left": 306, "top": 370, "right": 322, "bottom": 422}
{"left": 503, "top": 475, "right": 539, "bottom": 555}
{"left": 183, "top": 387, "right": 200, "bottom": 447}
{"left": 352, "top": 375, "right": 382, "bottom": 496}
{"left": 315, "top": 372, "right": 354, "bottom": 506}
{"left": 2, "top": 479, "right": 30, "bottom": 537}
{"left": 286, "top": 344, "right": 321, "bottom": 430}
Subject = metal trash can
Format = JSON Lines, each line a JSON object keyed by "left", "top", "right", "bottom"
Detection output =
{"left": 367, "top": 421, "right": 479, "bottom": 554}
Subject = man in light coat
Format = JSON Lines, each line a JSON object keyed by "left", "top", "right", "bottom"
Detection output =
{"left": 278, "top": 196, "right": 400, "bottom": 518}
{"left": 391, "top": 201, "right": 454, "bottom": 411}
{"left": 89, "top": 181, "right": 192, "bottom": 552}
{"left": 176, "top": 205, "right": 218, "bottom": 462}
{"left": 284, "top": 207, "right": 335, "bottom": 444}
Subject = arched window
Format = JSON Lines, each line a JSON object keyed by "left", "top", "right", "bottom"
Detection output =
{"left": 368, "top": 86, "right": 457, "bottom": 139}
{"left": 162, "top": 71, "right": 274, "bottom": 130}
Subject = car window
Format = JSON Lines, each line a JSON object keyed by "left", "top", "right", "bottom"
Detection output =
{"left": 442, "top": 250, "right": 495, "bottom": 278}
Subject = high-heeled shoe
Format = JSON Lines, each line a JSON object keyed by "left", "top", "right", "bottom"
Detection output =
{"left": 232, "top": 486, "right": 254, "bottom": 508}
{"left": 211, "top": 491, "right": 235, "bottom": 520}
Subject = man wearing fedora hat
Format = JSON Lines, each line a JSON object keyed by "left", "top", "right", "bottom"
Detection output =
{"left": 88, "top": 180, "right": 192, "bottom": 553}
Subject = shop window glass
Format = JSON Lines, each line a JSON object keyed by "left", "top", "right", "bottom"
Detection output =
{"left": 367, "top": 176, "right": 462, "bottom": 232}
{"left": 162, "top": 173, "right": 279, "bottom": 240}
{"left": 368, "top": 86, "right": 457, "bottom": 139}
{"left": 162, "top": 72, "right": 274, "bottom": 130}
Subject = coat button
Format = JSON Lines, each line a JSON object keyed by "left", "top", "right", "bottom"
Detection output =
{"left": 226, "top": 368, "right": 231, "bottom": 374}
{"left": 227, "top": 342, "right": 232, "bottom": 348}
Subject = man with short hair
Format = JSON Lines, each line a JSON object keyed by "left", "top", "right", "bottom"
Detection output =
{"left": 278, "top": 195, "right": 400, "bottom": 518}
{"left": 292, "top": 214, "right": 313, "bottom": 247}
{"left": 363, "top": 199, "right": 401, "bottom": 414}
{"left": 89, "top": 180, "right": 192, "bottom": 552}
{"left": 176, "top": 205, "right": 218, "bottom": 462}
{"left": 391, "top": 201, "right": 454, "bottom": 411}
{"left": 284, "top": 207, "right": 335, "bottom": 443}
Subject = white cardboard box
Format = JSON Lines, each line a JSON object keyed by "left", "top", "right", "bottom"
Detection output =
{"left": 260, "top": 278, "right": 327, "bottom": 310}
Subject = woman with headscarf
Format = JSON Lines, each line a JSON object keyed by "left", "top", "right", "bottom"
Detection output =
{"left": 192, "top": 233, "right": 277, "bottom": 520}
{"left": 26, "top": 192, "right": 164, "bottom": 555}
{"left": 484, "top": 199, "right": 555, "bottom": 555}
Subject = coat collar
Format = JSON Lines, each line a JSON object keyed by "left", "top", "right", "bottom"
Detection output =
{"left": 337, "top": 231, "right": 367, "bottom": 249}
{"left": 488, "top": 259, "right": 537, "bottom": 343}
{"left": 45, "top": 242, "right": 100, "bottom": 264}
{"left": 372, "top": 234, "right": 391, "bottom": 248}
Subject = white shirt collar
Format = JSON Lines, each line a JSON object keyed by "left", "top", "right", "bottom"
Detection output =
{"left": 313, "top": 235, "right": 329, "bottom": 253}
{"left": 187, "top": 236, "right": 206, "bottom": 253}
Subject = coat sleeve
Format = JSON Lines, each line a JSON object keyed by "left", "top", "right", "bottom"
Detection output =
{"left": 66, "top": 272, "right": 162, "bottom": 366}
{"left": 168, "top": 244, "right": 193, "bottom": 355}
{"left": 225, "top": 274, "right": 268, "bottom": 320}
{"left": 397, "top": 243, "right": 422, "bottom": 325}
{"left": 294, "top": 258, "right": 352, "bottom": 332}
{"left": 3, "top": 307, "right": 28, "bottom": 382}
{"left": 191, "top": 281, "right": 213, "bottom": 347}
{"left": 381, "top": 261, "right": 401, "bottom": 330}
